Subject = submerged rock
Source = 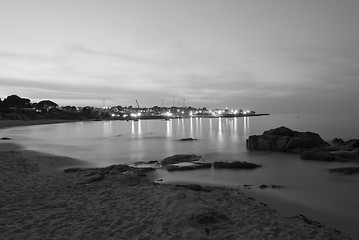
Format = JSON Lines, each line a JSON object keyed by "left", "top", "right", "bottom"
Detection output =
{"left": 161, "top": 154, "right": 202, "bottom": 166}
{"left": 213, "top": 161, "right": 261, "bottom": 169}
{"left": 166, "top": 162, "right": 212, "bottom": 171}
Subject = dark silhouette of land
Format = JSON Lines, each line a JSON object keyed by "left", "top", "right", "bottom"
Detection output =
{"left": 0, "top": 94, "right": 268, "bottom": 121}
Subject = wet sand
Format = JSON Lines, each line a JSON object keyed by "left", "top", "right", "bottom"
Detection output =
{"left": 0, "top": 141, "right": 351, "bottom": 240}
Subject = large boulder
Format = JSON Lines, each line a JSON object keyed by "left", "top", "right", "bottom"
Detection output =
{"left": 246, "top": 126, "right": 329, "bottom": 153}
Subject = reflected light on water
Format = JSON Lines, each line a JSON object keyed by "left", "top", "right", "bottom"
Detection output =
{"left": 243, "top": 117, "right": 250, "bottom": 141}
{"left": 103, "top": 121, "right": 112, "bottom": 137}
{"left": 234, "top": 117, "right": 238, "bottom": 133}
{"left": 137, "top": 120, "right": 142, "bottom": 135}
{"left": 131, "top": 121, "right": 135, "bottom": 136}
{"left": 190, "top": 117, "right": 194, "bottom": 138}
{"left": 176, "top": 119, "right": 181, "bottom": 137}
{"left": 166, "top": 120, "right": 172, "bottom": 138}
{"left": 181, "top": 118, "right": 185, "bottom": 137}
{"left": 218, "top": 117, "right": 223, "bottom": 143}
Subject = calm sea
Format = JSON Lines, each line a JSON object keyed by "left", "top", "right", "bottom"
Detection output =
{"left": 2, "top": 113, "right": 359, "bottom": 238}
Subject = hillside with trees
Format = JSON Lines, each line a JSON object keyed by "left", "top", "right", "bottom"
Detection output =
{"left": 0, "top": 95, "right": 100, "bottom": 120}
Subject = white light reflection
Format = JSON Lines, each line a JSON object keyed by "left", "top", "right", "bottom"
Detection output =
{"left": 137, "top": 120, "right": 142, "bottom": 135}
{"left": 231, "top": 118, "right": 238, "bottom": 142}
{"left": 102, "top": 121, "right": 112, "bottom": 137}
{"left": 243, "top": 117, "right": 250, "bottom": 141}
{"left": 196, "top": 117, "right": 200, "bottom": 137}
{"left": 181, "top": 118, "right": 185, "bottom": 137}
{"left": 166, "top": 119, "right": 172, "bottom": 138}
{"left": 209, "top": 118, "right": 213, "bottom": 138}
{"left": 190, "top": 117, "right": 194, "bottom": 138}
{"left": 131, "top": 120, "right": 135, "bottom": 136}
{"left": 234, "top": 117, "right": 238, "bottom": 133}
{"left": 218, "top": 117, "right": 223, "bottom": 143}
{"left": 177, "top": 118, "right": 181, "bottom": 137}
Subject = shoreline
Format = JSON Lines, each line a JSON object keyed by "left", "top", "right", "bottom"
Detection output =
{"left": 1, "top": 120, "right": 354, "bottom": 239}
{"left": 0, "top": 114, "right": 269, "bottom": 130}
{"left": 0, "top": 119, "right": 85, "bottom": 130}
{"left": 0, "top": 141, "right": 352, "bottom": 239}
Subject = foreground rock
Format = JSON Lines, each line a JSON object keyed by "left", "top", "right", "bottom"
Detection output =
{"left": 213, "top": 161, "right": 261, "bottom": 169}
{"left": 63, "top": 164, "right": 155, "bottom": 184}
{"left": 246, "top": 126, "right": 329, "bottom": 153}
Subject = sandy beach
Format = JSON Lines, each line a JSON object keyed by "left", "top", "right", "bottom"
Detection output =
{"left": 0, "top": 140, "right": 351, "bottom": 240}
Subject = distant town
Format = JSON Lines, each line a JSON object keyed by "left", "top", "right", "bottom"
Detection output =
{"left": 0, "top": 95, "right": 268, "bottom": 121}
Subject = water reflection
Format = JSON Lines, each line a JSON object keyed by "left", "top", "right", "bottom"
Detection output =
{"left": 243, "top": 117, "right": 250, "bottom": 141}
{"left": 166, "top": 120, "right": 172, "bottom": 138}
{"left": 218, "top": 117, "right": 223, "bottom": 143}
{"left": 209, "top": 118, "right": 213, "bottom": 138}
{"left": 138, "top": 120, "right": 142, "bottom": 135}
{"left": 190, "top": 117, "right": 194, "bottom": 138}
{"left": 131, "top": 121, "right": 135, "bottom": 136}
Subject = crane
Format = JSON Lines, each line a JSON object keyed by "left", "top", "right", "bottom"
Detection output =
{"left": 135, "top": 99, "right": 140, "bottom": 109}
{"left": 182, "top": 98, "right": 188, "bottom": 108}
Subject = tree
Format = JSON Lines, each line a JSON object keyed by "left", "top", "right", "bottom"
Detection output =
{"left": 36, "top": 100, "right": 58, "bottom": 110}
{"left": 2, "top": 95, "right": 31, "bottom": 109}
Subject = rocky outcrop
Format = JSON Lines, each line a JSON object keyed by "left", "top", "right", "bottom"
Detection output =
{"left": 161, "top": 154, "right": 202, "bottom": 166}
{"left": 176, "top": 184, "right": 212, "bottom": 192}
{"left": 213, "top": 161, "right": 261, "bottom": 169}
{"left": 301, "top": 139, "right": 359, "bottom": 162}
{"left": 166, "top": 162, "right": 212, "bottom": 171}
{"left": 246, "top": 126, "right": 330, "bottom": 153}
{"left": 63, "top": 164, "right": 153, "bottom": 184}
{"left": 0, "top": 137, "right": 12, "bottom": 140}
{"left": 329, "top": 167, "right": 359, "bottom": 175}
{"left": 161, "top": 154, "right": 212, "bottom": 171}
{"left": 179, "top": 138, "right": 197, "bottom": 141}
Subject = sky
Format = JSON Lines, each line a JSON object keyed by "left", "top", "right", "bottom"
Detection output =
{"left": 1, "top": 0, "right": 359, "bottom": 113}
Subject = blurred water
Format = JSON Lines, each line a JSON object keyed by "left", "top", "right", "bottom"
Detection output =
{"left": 2, "top": 113, "right": 359, "bottom": 238}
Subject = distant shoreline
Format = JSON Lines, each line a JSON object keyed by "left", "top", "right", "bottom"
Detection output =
{"left": 0, "top": 114, "right": 270, "bottom": 130}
